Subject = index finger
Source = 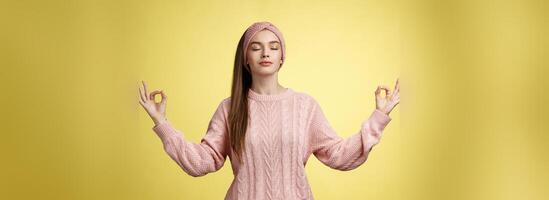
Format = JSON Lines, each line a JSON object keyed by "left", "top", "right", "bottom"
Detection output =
{"left": 142, "top": 80, "right": 149, "bottom": 95}
{"left": 395, "top": 78, "right": 400, "bottom": 92}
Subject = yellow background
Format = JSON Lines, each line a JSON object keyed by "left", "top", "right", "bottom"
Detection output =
{"left": 1, "top": 0, "right": 547, "bottom": 199}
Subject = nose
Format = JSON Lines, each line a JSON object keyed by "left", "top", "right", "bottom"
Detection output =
{"left": 261, "top": 49, "right": 270, "bottom": 58}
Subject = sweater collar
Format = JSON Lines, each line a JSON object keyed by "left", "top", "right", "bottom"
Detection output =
{"left": 247, "top": 87, "right": 294, "bottom": 101}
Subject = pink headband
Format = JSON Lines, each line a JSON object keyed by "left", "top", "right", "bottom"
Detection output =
{"left": 242, "top": 21, "right": 286, "bottom": 65}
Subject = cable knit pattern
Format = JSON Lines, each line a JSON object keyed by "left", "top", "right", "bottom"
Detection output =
{"left": 152, "top": 88, "right": 392, "bottom": 200}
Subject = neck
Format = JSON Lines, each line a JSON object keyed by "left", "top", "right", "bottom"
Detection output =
{"left": 250, "top": 73, "right": 285, "bottom": 95}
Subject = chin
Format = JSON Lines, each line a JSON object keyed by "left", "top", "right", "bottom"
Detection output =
{"left": 252, "top": 66, "right": 280, "bottom": 76}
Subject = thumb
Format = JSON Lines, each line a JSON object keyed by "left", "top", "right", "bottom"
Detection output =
{"left": 149, "top": 90, "right": 161, "bottom": 102}
{"left": 375, "top": 86, "right": 381, "bottom": 96}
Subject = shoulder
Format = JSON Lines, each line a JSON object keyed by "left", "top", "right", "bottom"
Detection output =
{"left": 210, "top": 97, "right": 231, "bottom": 120}
{"left": 285, "top": 88, "right": 310, "bottom": 100}
{"left": 219, "top": 97, "right": 231, "bottom": 111}
{"left": 221, "top": 96, "right": 231, "bottom": 105}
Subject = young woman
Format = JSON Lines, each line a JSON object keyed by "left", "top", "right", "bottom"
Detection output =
{"left": 138, "top": 21, "right": 400, "bottom": 200}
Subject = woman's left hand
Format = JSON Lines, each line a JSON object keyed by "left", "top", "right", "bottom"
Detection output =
{"left": 375, "top": 78, "right": 400, "bottom": 116}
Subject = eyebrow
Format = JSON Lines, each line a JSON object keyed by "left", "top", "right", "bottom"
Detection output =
{"left": 250, "top": 41, "right": 280, "bottom": 45}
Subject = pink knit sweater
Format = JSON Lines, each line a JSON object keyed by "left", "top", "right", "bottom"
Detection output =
{"left": 152, "top": 88, "right": 392, "bottom": 200}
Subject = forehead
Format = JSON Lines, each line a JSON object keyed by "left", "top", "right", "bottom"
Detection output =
{"left": 250, "top": 30, "right": 280, "bottom": 44}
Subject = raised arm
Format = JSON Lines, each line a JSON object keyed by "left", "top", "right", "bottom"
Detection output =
{"left": 308, "top": 99, "right": 391, "bottom": 171}
{"left": 152, "top": 99, "right": 230, "bottom": 177}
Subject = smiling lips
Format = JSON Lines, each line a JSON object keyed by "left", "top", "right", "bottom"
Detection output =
{"left": 259, "top": 61, "right": 273, "bottom": 66}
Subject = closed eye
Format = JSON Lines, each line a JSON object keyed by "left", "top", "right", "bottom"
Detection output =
{"left": 252, "top": 48, "right": 278, "bottom": 51}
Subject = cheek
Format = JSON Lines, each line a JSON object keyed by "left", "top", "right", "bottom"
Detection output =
{"left": 273, "top": 50, "right": 282, "bottom": 61}
{"left": 246, "top": 51, "right": 259, "bottom": 62}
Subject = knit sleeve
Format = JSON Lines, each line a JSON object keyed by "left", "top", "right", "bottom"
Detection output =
{"left": 308, "top": 98, "right": 391, "bottom": 171}
{"left": 151, "top": 99, "right": 229, "bottom": 177}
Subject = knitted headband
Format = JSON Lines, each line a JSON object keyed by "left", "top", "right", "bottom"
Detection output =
{"left": 242, "top": 21, "right": 286, "bottom": 65}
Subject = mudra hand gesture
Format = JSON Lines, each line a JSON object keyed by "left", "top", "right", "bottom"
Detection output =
{"left": 375, "top": 78, "right": 400, "bottom": 115}
{"left": 138, "top": 81, "right": 168, "bottom": 125}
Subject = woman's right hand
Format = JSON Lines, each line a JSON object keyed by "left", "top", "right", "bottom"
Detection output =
{"left": 138, "top": 80, "right": 168, "bottom": 126}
